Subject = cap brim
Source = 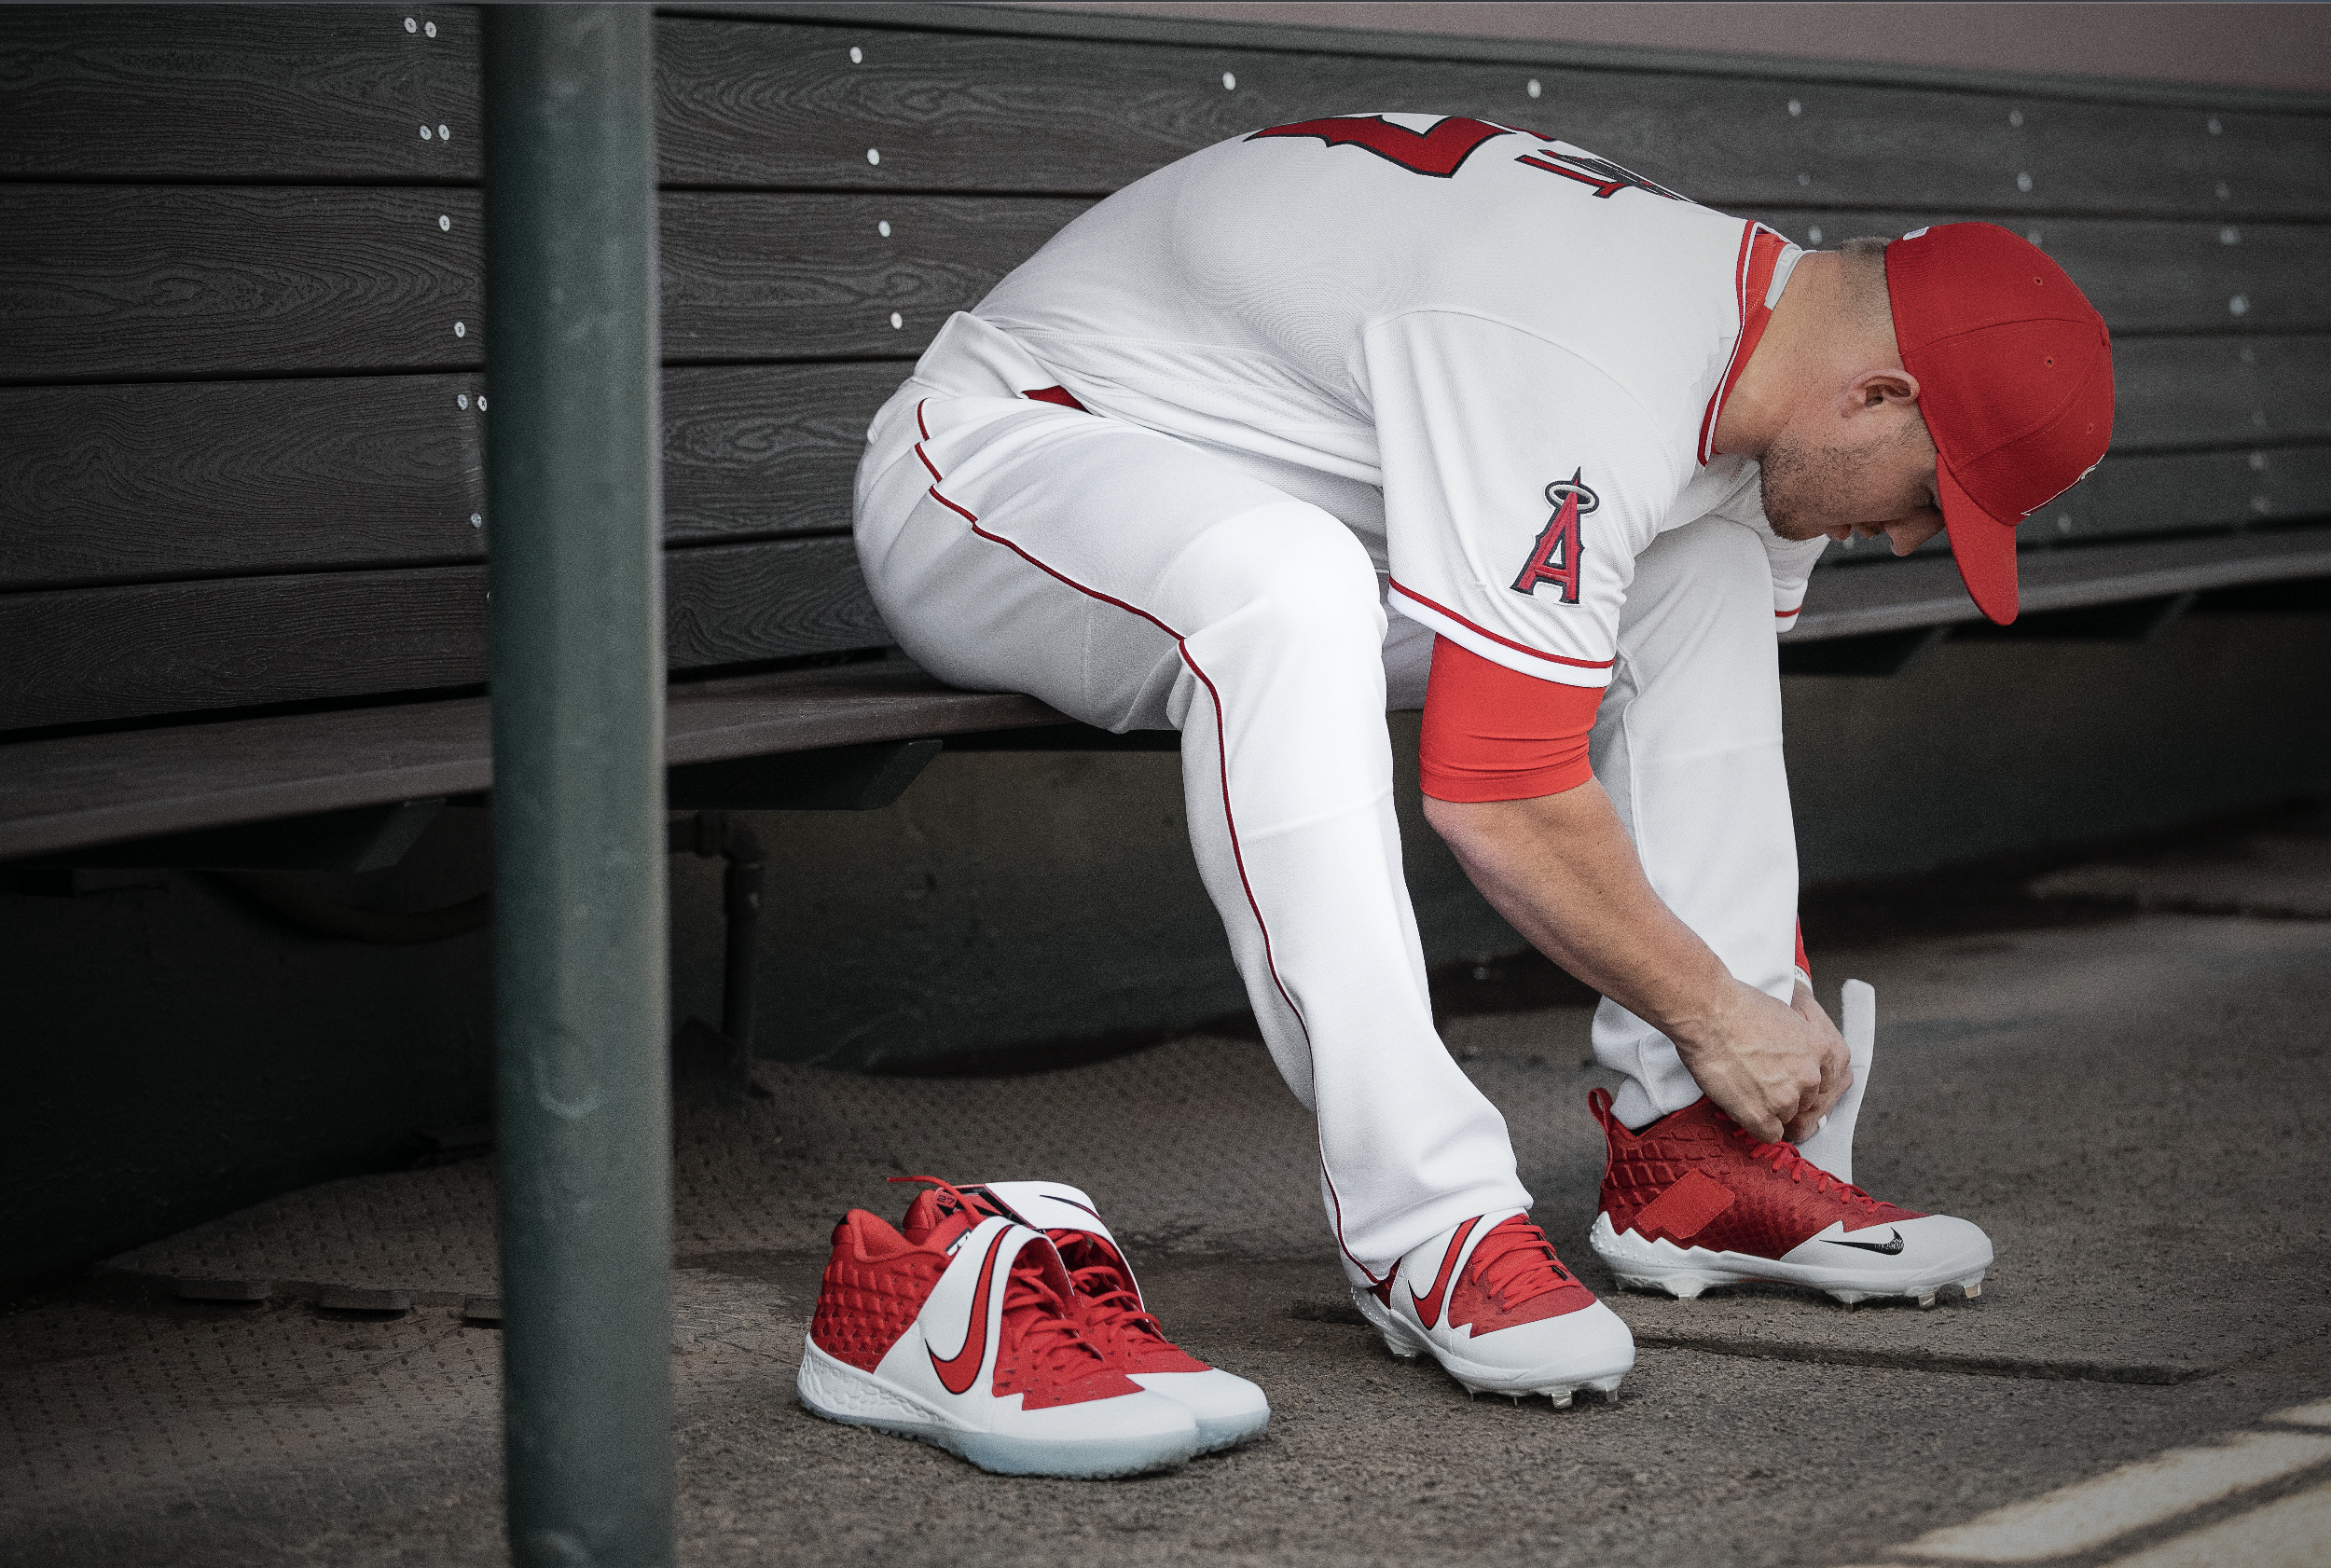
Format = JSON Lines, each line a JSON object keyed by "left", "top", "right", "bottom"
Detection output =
{"left": 1938, "top": 460, "right": 2020, "bottom": 626}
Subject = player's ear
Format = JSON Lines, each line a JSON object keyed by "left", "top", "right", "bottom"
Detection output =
{"left": 1846, "top": 367, "right": 1921, "bottom": 414}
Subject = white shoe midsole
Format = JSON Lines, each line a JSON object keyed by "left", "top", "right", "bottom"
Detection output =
{"left": 1590, "top": 1213, "right": 1993, "bottom": 1296}
{"left": 1350, "top": 1288, "right": 1634, "bottom": 1396}
{"left": 794, "top": 1338, "right": 1199, "bottom": 1479}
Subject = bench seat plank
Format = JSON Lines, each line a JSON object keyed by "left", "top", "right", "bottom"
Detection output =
{"left": 0, "top": 664, "right": 1065, "bottom": 862}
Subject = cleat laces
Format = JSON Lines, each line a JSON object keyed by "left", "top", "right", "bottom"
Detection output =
{"left": 999, "top": 1253, "right": 1114, "bottom": 1380}
{"left": 1465, "top": 1217, "right": 1579, "bottom": 1309}
{"left": 1723, "top": 1122, "right": 1889, "bottom": 1215}
{"left": 1055, "top": 1237, "right": 1175, "bottom": 1352}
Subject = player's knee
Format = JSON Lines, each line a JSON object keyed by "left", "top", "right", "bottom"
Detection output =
{"left": 1168, "top": 501, "right": 1385, "bottom": 652}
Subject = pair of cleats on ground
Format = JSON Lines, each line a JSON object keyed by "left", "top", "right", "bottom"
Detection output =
{"left": 799, "top": 1087, "right": 1993, "bottom": 1479}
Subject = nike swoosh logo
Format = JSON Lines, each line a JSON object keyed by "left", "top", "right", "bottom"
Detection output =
{"left": 1410, "top": 1216, "right": 1481, "bottom": 1331}
{"left": 929, "top": 1228, "right": 1011, "bottom": 1396}
{"left": 1822, "top": 1229, "right": 1905, "bottom": 1256}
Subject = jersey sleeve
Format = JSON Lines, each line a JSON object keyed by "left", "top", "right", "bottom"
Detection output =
{"left": 1365, "top": 309, "right": 1686, "bottom": 691}
{"left": 1762, "top": 528, "right": 1829, "bottom": 632}
{"left": 1418, "top": 635, "right": 1603, "bottom": 802}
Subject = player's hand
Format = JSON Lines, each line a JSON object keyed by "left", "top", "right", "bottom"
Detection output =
{"left": 1672, "top": 979, "right": 1851, "bottom": 1144}
{"left": 1781, "top": 981, "right": 1852, "bottom": 1143}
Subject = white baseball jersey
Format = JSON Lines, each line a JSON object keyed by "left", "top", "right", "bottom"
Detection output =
{"left": 973, "top": 113, "right": 1828, "bottom": 689}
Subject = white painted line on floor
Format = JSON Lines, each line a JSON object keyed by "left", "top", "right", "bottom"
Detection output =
{"left": 2097, "top": 1479, "right": 2331, "bottom": 1568}
{"left": 2266, "top": 1398, "right": 2331, "bottom": 1429}
{"left": 1897, "top": 1430, "right": 2331, "bottom": 1561}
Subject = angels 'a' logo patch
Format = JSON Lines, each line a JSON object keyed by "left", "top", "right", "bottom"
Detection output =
{"left": 1512, "top": 472, "right": 1597, "bottom": 602}
{"left": 1543, "top": 476, "right": 1601, "bottom": 514}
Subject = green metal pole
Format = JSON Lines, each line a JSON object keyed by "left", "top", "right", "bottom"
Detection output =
{"left": 483, "top": 7, "right": 672, "bottom": 1566}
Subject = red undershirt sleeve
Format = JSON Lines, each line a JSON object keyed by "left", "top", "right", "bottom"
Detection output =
{"left": 1794, "top": 921, "right": 1810, "bottom": 983}
{"left": 1418, "top": 635, "right": 1603, "bottom": 803}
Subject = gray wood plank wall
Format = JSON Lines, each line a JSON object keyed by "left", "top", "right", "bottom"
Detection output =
{"left": 2, "top": 3, "right": 2324, "bottom": 733}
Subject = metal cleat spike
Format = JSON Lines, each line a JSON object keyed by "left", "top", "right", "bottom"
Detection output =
{"left": 1963, "top": 1281, "right": 1983, "bottom": 1300}
{"left": 1916, "top": 1289, "right": 1938, "bottom": 1309}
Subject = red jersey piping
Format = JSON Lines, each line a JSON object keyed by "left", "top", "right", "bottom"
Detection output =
{"left": 1389, "top": 580, "right": 1616, "bottom": 671}
{"left": 1698, "top": 223, "right": 1790, "bottom": 465}
{"left": 910, "top": 398, "right": 1312, "bottom": 1052}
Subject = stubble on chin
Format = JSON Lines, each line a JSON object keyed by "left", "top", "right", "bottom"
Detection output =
{"left": 1757, "top": 433, "right": 1855, "bottom": 542}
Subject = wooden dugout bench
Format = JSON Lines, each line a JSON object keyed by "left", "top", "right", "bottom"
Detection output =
{"left": 5, "top": 0, "right": 2329, "bottom": 864}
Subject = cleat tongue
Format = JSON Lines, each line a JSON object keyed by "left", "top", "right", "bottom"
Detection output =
{"left": 894, "top": 1176, "right": 1003, "bottom": 1250}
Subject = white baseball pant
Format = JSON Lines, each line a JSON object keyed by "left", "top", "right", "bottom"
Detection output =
{"left": 853, "top": 323, "right": 1802, "bottom": 1271}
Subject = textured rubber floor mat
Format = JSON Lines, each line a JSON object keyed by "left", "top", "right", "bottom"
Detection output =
{"left": 101, "top": 1031, "right": 1331, "bottom": 1300}
{"left": 98, "top": 914, "right": 2331, "bottom": 1388}
{"left": 10, "top": 913, "right": 2331, "bottom": 1566}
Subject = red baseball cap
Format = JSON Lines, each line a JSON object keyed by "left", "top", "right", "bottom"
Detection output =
{"left": 1884, "top": 224, "right": 2115, "bottom": 624}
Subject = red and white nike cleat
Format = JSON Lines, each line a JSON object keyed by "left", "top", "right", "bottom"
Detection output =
{"left": 794, "top": 1181, "right": 1199, "bottom": 1478}
{"left": 962, "top": 1181, "right": 1271, "bottom": 1453}
{"left": 1587, "top": 1088, "right": 1993, "bottom": 1307}
{"left": 1343, "top": 1210, "right": 1634, "bottom": 1404}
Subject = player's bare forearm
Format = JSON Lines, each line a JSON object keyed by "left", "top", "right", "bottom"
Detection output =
{"left": 1424, "top": 782, "right": 1848, "bottom": 1141}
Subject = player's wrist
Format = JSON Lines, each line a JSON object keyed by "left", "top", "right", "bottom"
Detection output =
{"left": 1652, "top": 972, "right": 1761, "bottom": 1064}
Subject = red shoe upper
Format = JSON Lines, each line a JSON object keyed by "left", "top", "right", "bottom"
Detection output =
{"left": 810, "top": 1209, "right": 948, "bottom": 1370}
{"left": 1370, "top": 1211, "right": 1600, "bottom": 1331}
{"left": 1589, "top": 1088, "right": 1921, "bottom": 1259}
{"left": 1445, "top": 1214, "right": 1600, "bottom": 1331}
{"left": 809, "top": 1179, "right": 1140, "bottom": 1409}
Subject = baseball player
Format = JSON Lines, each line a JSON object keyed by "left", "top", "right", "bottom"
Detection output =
{"left": 850, "top": 113, "right": 2114, "bottom": 1401}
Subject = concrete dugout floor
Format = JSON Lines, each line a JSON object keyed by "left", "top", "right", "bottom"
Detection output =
{"left": 5, "top": 806, "right": 2330, "bottom": 1567}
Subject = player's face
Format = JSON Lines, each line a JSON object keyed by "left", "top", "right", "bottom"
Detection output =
{"left": 1758, "top": 377, "right": 1946, "bottom": 557}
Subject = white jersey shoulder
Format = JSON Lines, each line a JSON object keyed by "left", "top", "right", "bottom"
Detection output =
{"left": 975, "top": 113, "right": 1797, "bottom": 686}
